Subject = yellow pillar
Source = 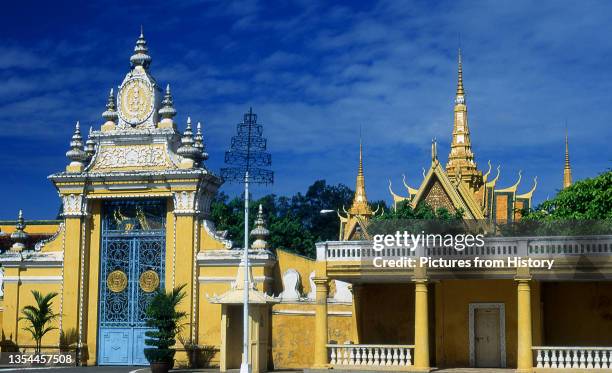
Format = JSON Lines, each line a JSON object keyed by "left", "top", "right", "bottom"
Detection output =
{"left": 62, "top": 216, "right": 86, "bottom": 359}
{"left": 173, "top": 214, "right": 197, "bottom": 345}
{"left": 350, "top": 284, "right": 363, "bottom": 343}
{"left": 313, "top": 277, "right": 329, "bottom": 368}
{"left": 414, "top": 280, "right": 429, "bottom": 369}
{"left": 517, "top": 278, "right": 533, "bottom": 372}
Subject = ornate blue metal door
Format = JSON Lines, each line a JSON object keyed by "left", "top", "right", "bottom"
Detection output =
{"left": 98, "top": 200, "right": 166, "bottom": 365}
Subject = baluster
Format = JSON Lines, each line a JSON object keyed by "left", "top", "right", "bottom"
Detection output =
{"left": 355, "top": 347, "right": 361, "bottom": 365}
{"left": 342, "top": 347, "right": 349, "bottom": 365}
{"left": 367, "top": 348, "right": 373, "bottom": 365}
{"left": 361, "top": 347, "right": 367, "bottom": 365}
{"left": 406, "top": 348, "right": 412, "bottom": 366}
{"left": 543, "top": 349, "right": 550, "bottom": 368}
{"left": 392, "top": 348, "right": 399, "bottom": 365}
{"left": 351, "top": 347, "right": 356, "bottom": 365}
{"left": 579, "top": 349, "right": 586, "bottom": 369}
{"left": 380, "top": 347, "right": 387, "bottom": 365}
{"left": 330, "top": 347, "right": 336, "bottom": 365}
{"left": 572, "top": 349, "right": 579, "bottom": 368}
{"left": 594, "top": 350, "right": 601, "bottom": 369}
{"left": 587, "top": 350, "right": 594, "bottom": 369}
{"left": 602, "top": 350, "right": 609, "bottom": 369}
{"left": 541, "top": 349, "right": 549, "bottom": 368}
{"left": 551, "top": 349, "right": 557, "bottom": 368}
{"left": 399, "top": 348, "right": 406, "bottom": 366}
{"left": 386, "top": 348, "right": 393, "bottom": 366}
{"left": 559, "top": 350, "right": 570, "bottom": 368}
{"left": 373, "top": 348, "right": 380, "bottom": 366}
{"left": 536, "top": 349, "right": 543, "bottom": 368}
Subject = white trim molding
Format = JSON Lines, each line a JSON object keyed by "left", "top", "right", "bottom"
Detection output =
{"left": 3, "top": 276, "right": 63, "bottom": 284}
{"left": 469, "top": 302, "right": 506, "bottom": 368}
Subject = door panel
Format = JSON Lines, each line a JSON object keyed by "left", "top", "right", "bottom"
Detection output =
{"left": 475, "top": 308, "right": 501, "bottom": 367}
{"left": 99, "top": 329, "right": 131, "bottom": 365}
{"left": 98, "top": 200, "right": 166, "bottom": 366}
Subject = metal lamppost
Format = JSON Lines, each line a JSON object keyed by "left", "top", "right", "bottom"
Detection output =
{"left": 221, "top": 108, "right": 273, "bottom": 373}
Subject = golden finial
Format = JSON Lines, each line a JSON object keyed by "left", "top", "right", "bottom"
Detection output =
{"left": 456, "top": 48, "right": 465, "bottom": 101}
{"left": 563, "top": 127, "right": 573, "bottom": 189}
{"left": 348, "top": 134, "right": 371, "bottom": 216}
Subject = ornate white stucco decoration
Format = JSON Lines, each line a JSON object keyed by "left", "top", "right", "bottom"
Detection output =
{"left": 173, "top": 191, "right": 197, "bottom": 215}
{"left": 332, "top": 280, "right": 352, "bottom": 303}
{"left": 307, "top": 271, "right": 316, "bottom": 301}
{"left": 201, "top": 220, "right": 233, "bottom": 249}
{"left": 279, "top": 269, "right": 302, "bottom": 301}
{"left": 62, "top": 195, "right": 88, "bottom": 217}
{"left": 35, "top": 223, "right": 65, "bottom": 251}
{"left": 91, "top": 144, "right": 173, "bottom": 171}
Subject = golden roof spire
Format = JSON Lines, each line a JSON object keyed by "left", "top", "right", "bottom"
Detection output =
{"left": 446, "top": 48, "right": 480, "bottom": 185}
{"left": 563, "top": 129, "right": 573, "bottom": 189}
{"left": 348, "top": 135, "right": 372, "bottom": 215}
{"left": 456, "top": 48, "right": 465, "bottom": 100}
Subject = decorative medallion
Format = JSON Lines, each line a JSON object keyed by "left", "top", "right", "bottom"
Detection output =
{"left": 107, "top": 270, "right": 128, "bottom": 293}
{"left": 139, "top": 270, "right": 160, "bottom": 293}
{"left": 118, "top": 78, "right": 154, "bottom": 125}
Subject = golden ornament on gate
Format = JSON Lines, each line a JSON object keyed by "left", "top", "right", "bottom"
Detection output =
{"left": 139, "top": 270, "right": 160, "bottom": 293}
{"left": 107, "top": 270, "right": 128, "bottom": 293}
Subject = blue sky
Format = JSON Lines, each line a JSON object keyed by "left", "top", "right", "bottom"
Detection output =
{"left": 0, "top": 0, "right": 611, "bottom": 220}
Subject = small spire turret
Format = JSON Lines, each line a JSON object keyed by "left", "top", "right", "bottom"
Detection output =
{"left": 195, "top": 121, "right": 209, "bottom": 161}
{"left": 102, "top": 88, "right": 118, "bottom": 122}
{"left": 10, "top": 209, "right": 28, "bottom": 251}
{"left": 130, "top": 27, "right": 152, "bottom": 69}
{"left": 250, "top": 204, "right": 270, "bottom": 250}
{"left": 348, "top": 137, "right": 372, "bottom": 216}
{"left": 158, "top": 84, "right": 177, "bottom": 128}
{"left": 177, "top": 117, "right": 200, "bottom": 168}
{"left": 66, "top": 121, "right": 88, "bottom": 172}
{"left": 85, "top": 127, "right": 96, "bottom": 159}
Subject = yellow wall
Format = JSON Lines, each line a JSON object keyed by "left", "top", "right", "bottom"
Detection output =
{"left": 436, "top": 279, "right": 515, "bottom": 367}
{"left": 0, "top": 222, "right": 60, "bottom": 235}
{"left": 270, "top": 302, "right": 353, "bottom": 369}
{"left": 542, "top": 282, "right": 612, "bottom": 346}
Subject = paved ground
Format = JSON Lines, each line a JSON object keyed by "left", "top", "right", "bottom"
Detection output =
{"left": 0, "top": 367, "right": 517, "bottom": 373}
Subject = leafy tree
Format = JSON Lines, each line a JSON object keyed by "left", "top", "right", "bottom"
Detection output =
{"left": 144, "top": 284, "right": 187, "bottom": 364}
{"left": 19, "top": 290, "right": 59, "bottom": 354}
{"left": 524, "top": 171, "right": 612, "bottom": 220}
{"left": 210, "top": 180, "right": 360, "bottom": 257}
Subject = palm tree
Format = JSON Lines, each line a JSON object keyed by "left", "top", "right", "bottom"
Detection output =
{"left": 19, "top": 291, "right": 59, "bottom": 354}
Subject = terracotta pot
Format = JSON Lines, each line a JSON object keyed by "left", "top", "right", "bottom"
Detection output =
{"left": 150, "top": 361, "right": 172, "bottom": 373}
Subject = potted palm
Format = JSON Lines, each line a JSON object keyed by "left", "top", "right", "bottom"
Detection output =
{"left": 20, "top": 291, "right": 59, "bottom": 355}
{"left": 144, "top": 284, "right": 186, "bottom": 373}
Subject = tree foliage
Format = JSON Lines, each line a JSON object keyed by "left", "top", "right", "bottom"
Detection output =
{"left": 210, "top": 180, "right": 380, "bottom": 258}
{"left": 524, "top": 171, "right": 612, "bottom": 220}
{"left": 19, "top": 290, "right": 59, "bottom": 354}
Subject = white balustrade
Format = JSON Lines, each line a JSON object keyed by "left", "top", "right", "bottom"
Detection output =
{"left": 328, "top": 344, "right": 414, "bottom": 368}
{"left": 533, "top": 347, "right": 612, "bottom": 369}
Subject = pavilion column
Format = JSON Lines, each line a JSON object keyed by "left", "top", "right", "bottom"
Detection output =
{"left": 517, "top": 278, "right": 533, "bottom": 372}
{"left": 414, "top": 279, "right": 430, "bottom": 369}
{"left": 313, "top": 277, "right": 329, "bottom": 368}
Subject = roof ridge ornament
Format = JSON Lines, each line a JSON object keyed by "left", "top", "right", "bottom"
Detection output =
{"left": 130, "top": 27, "right": 152, "bottom": 69}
